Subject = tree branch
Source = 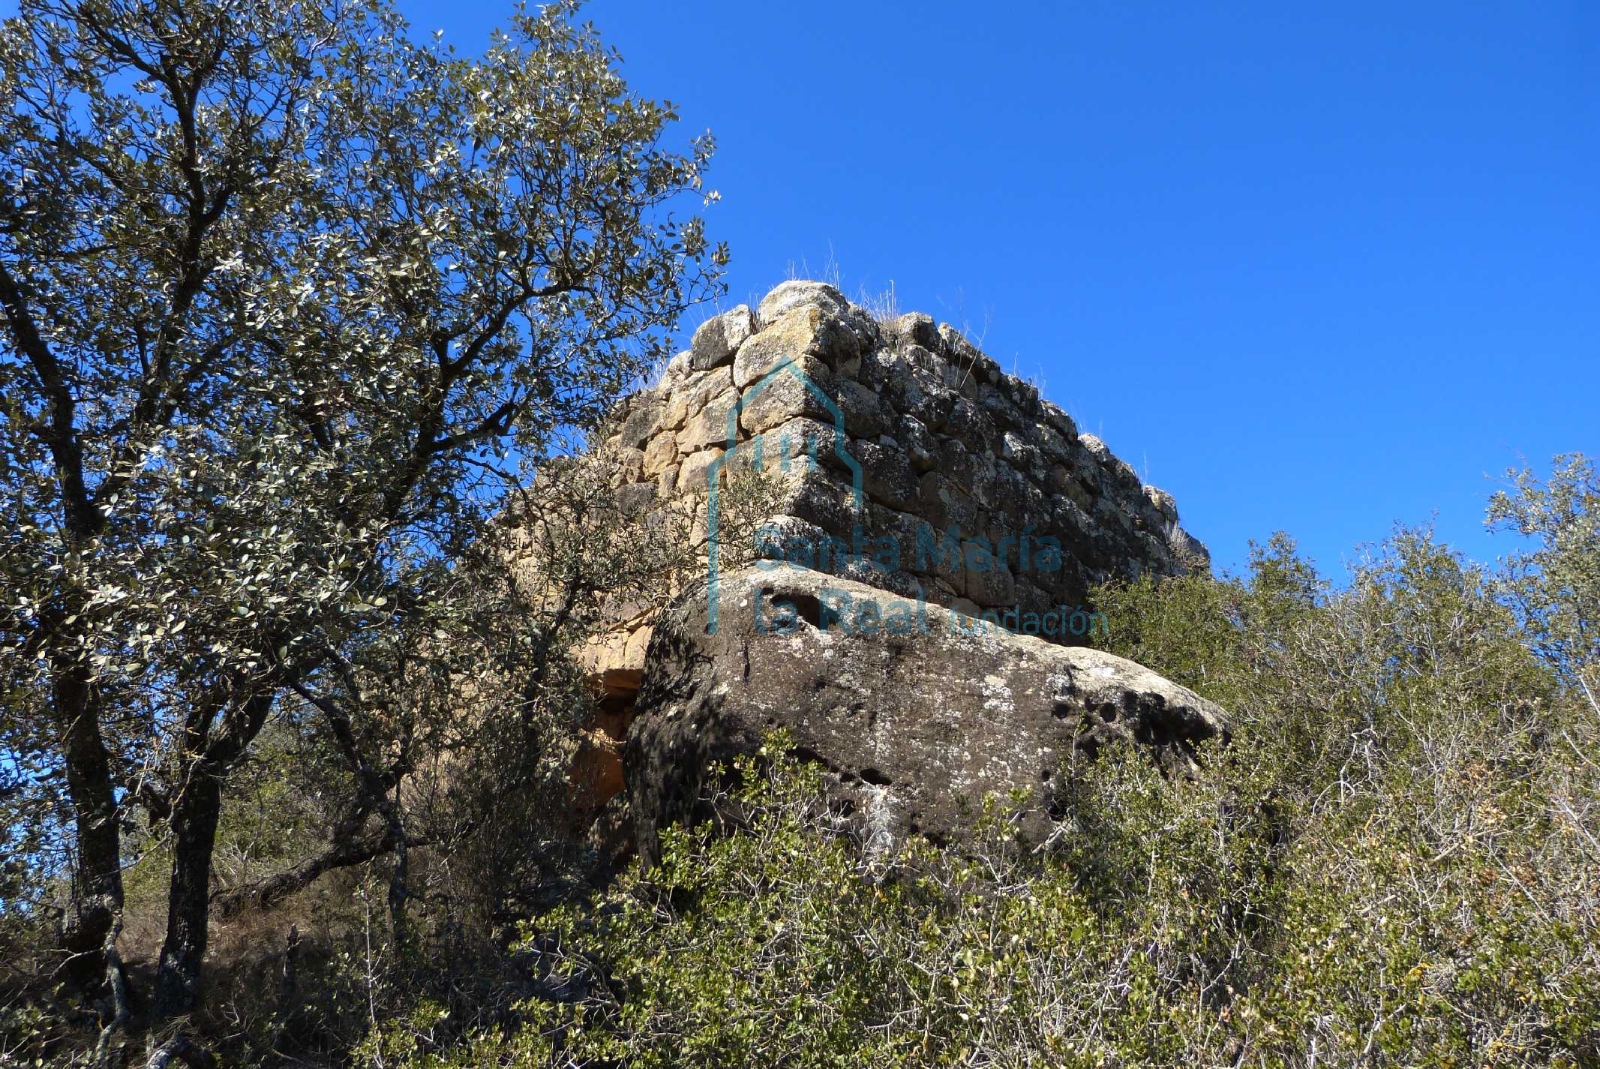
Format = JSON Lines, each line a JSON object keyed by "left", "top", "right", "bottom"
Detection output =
{"left": 211, "top": 825, "right": 433, "bottom": 918}
{"left": 0, "top": 259, "right": 96, "bottom": 538}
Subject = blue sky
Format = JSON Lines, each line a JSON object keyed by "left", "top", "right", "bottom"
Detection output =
{"left": 17, "top": 0, "right": 1597, "bottom": 578}
{"left": 445, "top": 0, "right": 1595, "bottom": 579}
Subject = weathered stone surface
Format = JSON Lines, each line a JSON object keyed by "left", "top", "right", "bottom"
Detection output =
{"left": 678, "top": 447, "right": 724, "bottom": 494}
{"left": 677, "top": 388, "right": 740, "bottom": 453}
{"left": 890, "top": 311, "right": 940, "bottom": 350}
{"left": 520, "top": 280, "right": 1217, "bottom": 837}
{"left": 690, "top": 305, "right": 755, "bottom": 371}
{"left": 772, "top": 466, "right": 863, "bottom": 534}
{"left": 938, "top": 323, "right": 1001, "bottom": 383}
{"left": 627, "top": 567, "right": 1229, "bottom": 863}
{"left": 591, "top": 286, "right": 1182, "bottom": 636}
{"left": 661, "top": 366, "right": 733, "bottom": 430}
{"left": 642, "top": 432, "right": 678, "bottom": 478}
{"left": 834, "top": 378, "right": 886, "bottom": 438}
{"left": 660, "top": 349, "right": 694, "bottom": 386}
{"left": 615, "top": 399, "right": 661, "bottom": 450}
{"left": 895, "top": 414, "right": 937, "bottom": 471}
{"left": 733, "top": 307, "right": 858, "bottom": 388}
{"left": 1041, "top": 400, "right": 1076, "bottom": 438}
{"left": 755, "top": 279, "right": 852, "bottom": 324}
{"left": 731, "top": 416, "right": 851, "bottom": 476}
{"left": 1144, "top": 485, "right": 1179, "bottom": 524}
{"left": 737, "top": 355, "right": 837, "bottom": 435}
{"left": 1078, "top": 432, "right": 1112, "bottom": 465}
{"left": 853, "top": 437, "right": 918, "bottom": 512}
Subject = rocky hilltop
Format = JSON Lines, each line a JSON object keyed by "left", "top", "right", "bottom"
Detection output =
{"left": 531, "top": 280, "right": 1224, "bottom": 848}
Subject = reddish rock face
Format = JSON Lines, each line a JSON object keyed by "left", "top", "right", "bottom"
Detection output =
{"left": 568, "top": 668, "right": 643, "bottom": 816}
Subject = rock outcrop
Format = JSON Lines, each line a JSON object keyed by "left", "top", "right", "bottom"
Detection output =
{"left": 519, "top": 280, "right": 1221, "bottom": 838}
{"left": 627, "top": 567, "right": 1229, "bottom": 865}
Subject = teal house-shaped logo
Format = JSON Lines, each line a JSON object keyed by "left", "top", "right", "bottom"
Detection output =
{"left": 703, "top": 358, "right": 863, "bottom": 634}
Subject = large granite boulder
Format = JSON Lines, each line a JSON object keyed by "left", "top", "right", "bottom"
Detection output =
{"left": 626, "top": 566, "right": 1229, "bottom": 864}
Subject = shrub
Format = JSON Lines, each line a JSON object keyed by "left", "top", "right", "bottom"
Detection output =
{"left": 418, "top": 513, "right": 1599, "bottom": 1067}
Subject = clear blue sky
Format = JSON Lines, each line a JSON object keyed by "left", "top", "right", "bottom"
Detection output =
{"left": 21, "top": 0, "right": 1599, "bottom": 578}
{"left": 451, "top": 0, "right": 1596, "bottom": 579}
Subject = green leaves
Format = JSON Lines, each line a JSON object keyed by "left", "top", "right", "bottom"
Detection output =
{"left": 446, "top": 506, "right": 1600, "bottom": 1068}
{"left": 1, "top": 0, "right": 722, "bottom": 1022}
{"left": 1489, "top": 454, "right": 1600, "bottom": 690}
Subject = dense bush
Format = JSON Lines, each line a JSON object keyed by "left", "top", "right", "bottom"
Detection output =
{"left": 0, "top": 0, "right": 724, "bottom": 1036}
{"left": 408, "top": 466, "right": 1599, "bottom": 1068}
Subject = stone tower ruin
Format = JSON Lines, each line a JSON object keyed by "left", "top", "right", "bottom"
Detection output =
{"left": 545, "top": 280, "right": 1211, "bottom": 817}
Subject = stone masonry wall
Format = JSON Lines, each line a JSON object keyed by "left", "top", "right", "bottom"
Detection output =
{"left": 600, "top": 279, "right": 1205, "bottom": 629}
{"left": 560, "top": 279, "right": 1209, "bottom": 812}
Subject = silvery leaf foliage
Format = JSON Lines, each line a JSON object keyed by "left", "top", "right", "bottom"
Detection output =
{"left": 0, "top": 0, "right": 722, "bottom": 1000}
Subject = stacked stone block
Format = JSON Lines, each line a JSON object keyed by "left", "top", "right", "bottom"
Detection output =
{"left": 556, "top": 279, "right": 1210, "bottom": 814}
{"left": 596, "top": 279, "right": 1206, "bottom": 633}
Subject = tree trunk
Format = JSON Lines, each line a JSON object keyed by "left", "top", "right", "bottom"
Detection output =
{"left": 152, "top": 769, "right": 223, "bottom": 1017}
{"left": 56, "top": 667, "right": 125, "bottom": 993}
{"left": 388, "top": 812, "right": 410, "bottom": 955}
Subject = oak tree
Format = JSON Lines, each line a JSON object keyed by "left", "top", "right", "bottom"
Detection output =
{"left": 0, "top": 0, "right": 720, "bottom": 1016}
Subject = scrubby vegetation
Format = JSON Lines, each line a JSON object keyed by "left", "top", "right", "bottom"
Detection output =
{"left": 1, "top": 0, "right": 1595, "bottom": 1062}
{"left": 393, "top": 460, "right": 1597, "bottom": 1068}
{"left": 15, "top": 480, "right": 1596, "bottom": 1069}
